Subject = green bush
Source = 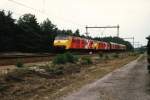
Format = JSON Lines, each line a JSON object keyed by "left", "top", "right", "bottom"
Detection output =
{"left": 53, "top": 54, "right": 67, "bottom": 64}
{"left": 52, "top": 52, "right": 78, "bottom": 64}
{"left": 81, "top": 56, "right": 92, "bottom": 65}
{"left": 16, "top": 61, "right": 24, "bottom": 68}
{"left": 65, "top": 52, "right": 77, "bottom": 63}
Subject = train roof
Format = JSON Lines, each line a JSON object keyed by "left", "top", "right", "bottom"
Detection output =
{"left": 110, "top": 42, "right": 126, "bottom": 46}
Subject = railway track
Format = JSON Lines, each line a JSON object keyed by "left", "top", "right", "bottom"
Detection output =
{"left": 0, "top": 51, "right": 121, "bottom": 66}
{"left": 0, "top": 53, "right": 54, "bottom": 59}
{"left": 0, "top": 53, "right": 55, "bottom": 66}
{"left": 0, "top": 52, "right": 94, "bottom": 66}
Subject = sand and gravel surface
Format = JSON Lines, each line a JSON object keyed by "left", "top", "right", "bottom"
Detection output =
{"left": 60, "top": 55, "right": 150, "bottom": 100}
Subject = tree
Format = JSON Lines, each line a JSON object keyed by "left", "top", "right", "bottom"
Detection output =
{"left": 17, "top": 13, "right": 41, "bottom": 33}
{"left": 17, "top": 13, "right": 42, "bottom": 52}
{"left": 40, "top": 18, "right": 57, "bottom": 51}
{"left": 66, "top": 30, "right": 73, "bottom": 35}
{"left": 0, "top": 10, "right": 16, "bottom": 52}
{"left": 73, "top": 29, "right": 80, "bottom": 36}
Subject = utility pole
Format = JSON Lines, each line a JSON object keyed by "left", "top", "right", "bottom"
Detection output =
{"left": 122, "top": 37, "right": 134, "bottom": 48}
{"left": 85, "top": 25, "right": 88, "bottom": 36}
{"left": 134, "top": 42, "right": 140, "bottom": 48}
{"left": 133, "top": 37, "right": 134, "bottom": 48}
{"left": 85, "top": 25, "right": 120, "bottom": 37}
{"left": 117, "top": 24, "right": 120, "bottom": 37}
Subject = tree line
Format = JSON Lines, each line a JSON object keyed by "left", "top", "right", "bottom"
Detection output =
{"left": 0, "top": 10, "right": 133, "bottom": 52}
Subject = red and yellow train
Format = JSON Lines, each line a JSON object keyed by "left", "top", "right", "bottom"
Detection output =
{"left": 53, "top": 35, "right": 126, "bottom": 51}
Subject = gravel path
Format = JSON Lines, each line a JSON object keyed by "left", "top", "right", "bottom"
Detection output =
{"left": 60, "top": 55, "right": 150, "bottom": 100}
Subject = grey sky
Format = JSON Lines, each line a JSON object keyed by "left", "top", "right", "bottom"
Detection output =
{"left": 1, "top": 0, "right": 150, "bottom": 47}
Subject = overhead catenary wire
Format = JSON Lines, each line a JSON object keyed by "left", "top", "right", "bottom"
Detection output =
{"left": 0, "top": 8, "right": 22, "bottom": 18}
{"left": 8, "top": 0, "right": 84, "bottom": 28}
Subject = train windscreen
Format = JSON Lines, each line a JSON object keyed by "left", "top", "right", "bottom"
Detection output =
{"left": 55, "top": 35, "right": 69, "bottom": 40}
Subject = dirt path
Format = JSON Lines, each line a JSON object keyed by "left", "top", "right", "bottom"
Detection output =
{"left": 60, "top": 55, "right": 150, "bottom": 100}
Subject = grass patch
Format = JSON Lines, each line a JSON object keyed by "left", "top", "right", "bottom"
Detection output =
{"left": 104, "top": 54, "right": 109, "bottom": 60}
{"left": 112, "top": 53, "right": 119, "bottom": 58}
{"left": 98, "top": 52, "right": 104, "bottom": 58}
{"left": 47, "top": 65, "right": 64, "bottom": 75}
{"left": 4, "top": 68, "right": 32, "bottom": 82}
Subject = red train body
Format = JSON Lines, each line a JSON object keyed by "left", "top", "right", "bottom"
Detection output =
{"left": 54, "top": 35, "right": 126, "bottom": 51}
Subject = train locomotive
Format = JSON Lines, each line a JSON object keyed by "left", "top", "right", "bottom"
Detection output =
{"left": 53, "top": 35, "right": 126, "bottom": 51}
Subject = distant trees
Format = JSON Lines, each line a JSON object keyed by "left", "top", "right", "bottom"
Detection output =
{"left": 73, "top": 29, "right": 80, "bottom": 36}
{"left": 0, "top": 10, "right": 133, "bottom": 52}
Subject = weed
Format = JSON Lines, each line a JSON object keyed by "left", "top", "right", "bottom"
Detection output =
{"left": 81, "top": 56, "right": 93, "bottom": 65}
{"left": 4, "top": 68, "right": 31, "bottom": 82}
{"left": 112, "top": 53, "right": 119, "bottom": 58}
{"left": 16, "top": 60, "right": 24, "bottom": 68}
{"left": 47, "top": 65, "right": 64, "bottom": 75}
{"left": 98, "top": 52, "right": 103, "bottom": 58}
{"left": 104, "top": 55, "right": 109, "bottom": 60}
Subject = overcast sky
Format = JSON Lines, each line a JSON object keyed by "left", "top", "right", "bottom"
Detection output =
{"left": 1, "top": 0, "right": 150, "bottom": 47}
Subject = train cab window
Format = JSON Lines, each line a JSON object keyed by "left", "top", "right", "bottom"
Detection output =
{"left": 55, "top": 35, "right": 69, "bottom": 40}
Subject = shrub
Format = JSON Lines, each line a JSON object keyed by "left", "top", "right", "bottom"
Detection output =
{"left": 81, "top": 56, "right": 92, "bottom": 65}
{"left": 73, "top": 55, "right": 79, "bottom": 62}
{"left": 53, "top": 54, "right": 67, "bottom": 64}
{"left": 98, "top": 52, "right": 103, "bottom": 58}
{"left": 52, "top": 52, "right": 78, "bottom": 64}
{"left": 65, "top": 52, "right": 77, "bottom": 63}
{"left": 16, "top": 61, "right": 24, "bottom": 68}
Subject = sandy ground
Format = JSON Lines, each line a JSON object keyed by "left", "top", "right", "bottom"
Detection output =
{"left": 0, "top": 61, "right": 50, "bottom": 76}
{"left": 60, "top": 55, "right": 150, "bottom": 100}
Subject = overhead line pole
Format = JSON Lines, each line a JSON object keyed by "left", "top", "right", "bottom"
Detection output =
{"left": 122, "top": 37, "right": 134, "bottom": 48}
{"left": 134, "top": 42, "right": 140, "bottom": 48}
{"left": 85, "top": 25, "right": 120, "bottom": 37}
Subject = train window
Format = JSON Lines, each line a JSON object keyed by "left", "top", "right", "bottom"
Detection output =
{"left": 55, "top": 35, "right": 69, "bottom": 40}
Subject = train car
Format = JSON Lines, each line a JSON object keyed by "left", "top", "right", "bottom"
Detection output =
{"left": 110, "top": 42, "right": 126, "bottom": 51}
{"left": 96, "top": 41, "right": 110, "bottom": 50}
{"left": 119, "top": 44, "right": 126, "bottom": 50}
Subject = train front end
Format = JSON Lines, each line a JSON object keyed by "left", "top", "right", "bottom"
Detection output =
{"left": 53, "top": 35, "right": 71, "bottom": 50}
